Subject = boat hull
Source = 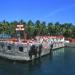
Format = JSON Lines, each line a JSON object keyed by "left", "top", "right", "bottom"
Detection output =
{"left": 0, "top": 42, "right": 64, "bottom": 61}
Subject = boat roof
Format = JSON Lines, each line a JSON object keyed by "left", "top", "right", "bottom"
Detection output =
{"left": 36, "top": 35, "right": 64, "bottom": 38}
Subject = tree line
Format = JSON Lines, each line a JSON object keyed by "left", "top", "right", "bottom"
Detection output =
{"left": 0, "top": 20, "right": 75, "bottom": 38}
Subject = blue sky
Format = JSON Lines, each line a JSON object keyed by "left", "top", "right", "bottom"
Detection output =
{"left": 0, "top": 0, "right": 75, "bottom": 24}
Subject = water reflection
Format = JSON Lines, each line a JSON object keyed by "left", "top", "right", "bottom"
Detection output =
{"left": 27, "top": 59, "right": 42, "bottom": 75}
{"left": 1, "top": 48, "right": 75, "bottom": 75}
{"left": 53, "top": 48, "right": 64, "bottom": 56}
{"left": 28, "top": 59, "right": 41, "bottom": 69}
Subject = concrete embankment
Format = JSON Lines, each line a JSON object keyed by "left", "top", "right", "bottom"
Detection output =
{"left": 65, "top": 43, "right": 75, "bottom": 48}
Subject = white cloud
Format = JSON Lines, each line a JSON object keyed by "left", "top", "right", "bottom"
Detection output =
{"left": 46, "top": 5, "right": 75, "bottom": 18}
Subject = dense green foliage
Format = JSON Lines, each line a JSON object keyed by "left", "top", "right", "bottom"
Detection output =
{"left": 0, "top": 20, "right": 75, "bottom": 38}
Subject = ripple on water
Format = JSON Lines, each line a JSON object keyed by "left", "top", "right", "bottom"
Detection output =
{"left": 0, "top": 48, "right": 75, "bottom": 75}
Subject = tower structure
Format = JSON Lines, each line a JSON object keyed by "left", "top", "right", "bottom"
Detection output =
{"left": 16, "top": 24, "right": 26, "bottom": 41}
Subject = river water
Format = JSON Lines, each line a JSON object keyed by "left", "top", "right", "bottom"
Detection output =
{"left": 0, "top": 48, "right": 75, "bottom": 75}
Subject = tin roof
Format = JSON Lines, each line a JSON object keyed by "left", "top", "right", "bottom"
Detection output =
{"left": 0, "top": 34, "right": 11, "bottom": 39}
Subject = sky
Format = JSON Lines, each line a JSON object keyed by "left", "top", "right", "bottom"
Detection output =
{"left": 0, "top": 0, "right": 75, "bottom": 24}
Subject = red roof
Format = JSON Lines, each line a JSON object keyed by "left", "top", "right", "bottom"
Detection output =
{"left": 36, "top": 35, "right": 64, "bottom": 38}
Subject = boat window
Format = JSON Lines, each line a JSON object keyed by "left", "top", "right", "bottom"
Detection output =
{"left": 7, "top": 46, "right": 11, "bottom": 50}
{"left": 19, "top": 47, "right": 23, "bottom": 52}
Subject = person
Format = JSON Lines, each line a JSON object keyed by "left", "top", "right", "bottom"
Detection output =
{"left": 29, "top": 45, "right": 37, "bottom": 60}
{"left": 50, "top": 43, "right": 53, "bottom": 53}
{"left": 38, "top": 44, "right": 42, "bottom": 57}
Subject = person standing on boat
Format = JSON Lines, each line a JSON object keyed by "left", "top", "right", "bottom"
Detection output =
{"left": 50, "top": 43, "right": 53, "bottom": 53}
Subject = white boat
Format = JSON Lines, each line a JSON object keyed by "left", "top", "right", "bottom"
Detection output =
{"left": 0, "top": 25, "right": 65, "bottom": 61}
{"left": 0, "top": 36, "right": 65, "bottom": 61}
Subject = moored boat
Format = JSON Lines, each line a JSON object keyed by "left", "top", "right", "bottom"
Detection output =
{"left": 0, "top": 25, "right": 65, "bottom": 61}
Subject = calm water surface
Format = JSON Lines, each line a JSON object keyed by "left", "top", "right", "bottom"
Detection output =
{"left": 0, "top": 48, "right": 75, "bottom": 75}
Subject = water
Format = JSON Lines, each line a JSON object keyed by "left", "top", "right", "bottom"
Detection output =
{"left": 0, "top": 48, "right": 75, "bottom": 75}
